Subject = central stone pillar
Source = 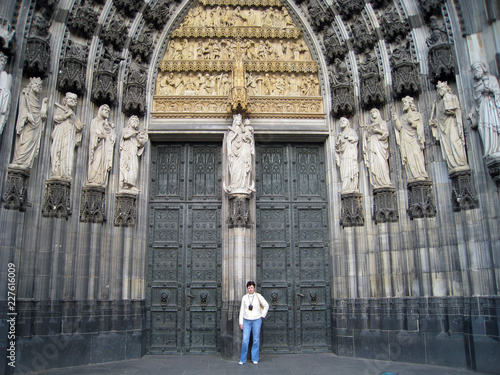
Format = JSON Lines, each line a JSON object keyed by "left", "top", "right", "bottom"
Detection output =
{"left": 221, "top": 192, "right": 255, "bottom": 359}
{"left": 220, "top": 115, "right": 256, "bottom": 360}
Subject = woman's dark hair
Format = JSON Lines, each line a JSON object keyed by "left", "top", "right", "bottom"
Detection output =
{"left": 246, "top": 281, "right": 256, "bottom": 287}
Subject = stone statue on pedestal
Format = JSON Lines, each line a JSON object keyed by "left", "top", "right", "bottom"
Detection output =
{"left": 9, "top": 77, "right": 47, "bottom": 170}
{"left": 363, "top": 108, "right": 392, "bottom": 188}
{"left": 429, "top": 81, "right": 469, "bottom": 172}
{"left": 391, "top": 96, "right": 429, "bottom": 181}
{"left": 225, "top": 114, "right": 255, "bottom": 194}
{"left": 335, "top": 117, "right": 359, "bottom": 194}
{"left": 87, "top": 104, "right": 116, "bottom": 187}
{"left": 469, "top": 62, "right": 500, "bottom": 158}
{"left": 118, "top": 116, "right": 148, "bottom": 193}
{"left": 49, "top": 92, "right": 83, "bottom": 180}
{"left": 0, "top": 52, "right": 12, "bottom": 136}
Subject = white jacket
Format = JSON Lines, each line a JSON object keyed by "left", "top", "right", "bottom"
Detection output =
{"left": 239, "top": 292, "right": 269, "bottom": 325}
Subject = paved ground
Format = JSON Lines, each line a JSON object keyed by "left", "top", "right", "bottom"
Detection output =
{"left": 31, "top": 353, "right": 490, "bottom": 375}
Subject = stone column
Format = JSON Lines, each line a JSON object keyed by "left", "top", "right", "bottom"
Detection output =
{"left": 221, "top": 193, "right": 256, "bottom": 359}
{"left": 220, "top": 116, "right": 257, "bottom": 359}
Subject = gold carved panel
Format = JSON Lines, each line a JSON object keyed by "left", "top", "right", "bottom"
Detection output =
{"left": 153, "top": 1, "right": 324, "bottom": 119}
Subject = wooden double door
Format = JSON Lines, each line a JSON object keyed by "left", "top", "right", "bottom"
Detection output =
{"left": 147, "top": 143, "right": 331, "bottom": 354}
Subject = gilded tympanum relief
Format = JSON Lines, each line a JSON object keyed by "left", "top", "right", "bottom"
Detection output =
{"left": 153, "top": 0, "right": 324, "bottom": 119}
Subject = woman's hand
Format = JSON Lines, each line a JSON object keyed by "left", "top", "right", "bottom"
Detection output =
{"left": 240, "top": 324, "right": 243, "bottom": 330}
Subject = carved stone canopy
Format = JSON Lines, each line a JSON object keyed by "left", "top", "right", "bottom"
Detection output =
{"left": 67, "top": 2, "right": 99, "bottom": 39}
{"left": 57, "top": 41, "right": 88, "bottom": 95}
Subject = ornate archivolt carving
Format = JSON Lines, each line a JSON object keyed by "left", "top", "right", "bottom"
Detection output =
{"left": 24, "top": 12, "right": 52, "bottom": 79}
{"left": 201, "top": 0, "right": 282, "bottom": 6}
{"left": 359, "top": 50, "right": 386, "bottom": 109}
{"left": 426, "top": 16, "right": 455, "bottom": 83}
{"left": 67, "top": 1, "right": 99, "bottom": 39}
{"left": 57, "top": 41, "right": 88, "bottom": 95}
{"left": 172, "top": 26, "right": 301, "bottom": 39}
{"left": 0, "top": 17, "right": 15, "bottom": 51}
{"left": 380, "top": 6, "right": 409, "bottom": 43}
{"left": 329, "top": 58, "right": 355, "bottom": 117}
{"left": 143, "top": 0, "right": 174, "bottom": 30}
{"left": 335, "top": 0, "right": 364, "bottom": 20}
{"left": 389, "top": 36, "right": 421, "bottom": 98}
{"left": 153, "top": 1, "right": 323, "bottom": 119}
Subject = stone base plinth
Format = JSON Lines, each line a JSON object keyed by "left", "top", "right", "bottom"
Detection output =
{"left": 227, "top": 193, "right": 251, "bottom": 228}
{"left": 406, "top": 180, "right": 436, "bottom": 220}
{"left": 80, "top": 186, "right": 106, "bottom": 223}
{"left": 2, "top": 166, "right": 31, "bottom": 211}
{"left": 372, "top": 187, "right": 398, "bottom": 224}
{"left": 486, "top": 156, "right": 500, "bottom": 185}
{"left": 42, "top": 178, "right": 72, "bottom": 219}
{"left": 340, "top": 193, "right": 364, "bottom": 227}
{"left": 114, "top": 192, "right": 137, "bottom": 227}
{"left": 449, "top": 169, "right": 478, "bottom": 212}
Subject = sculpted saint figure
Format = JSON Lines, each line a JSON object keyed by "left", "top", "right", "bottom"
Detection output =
{"left": 50, "top": 92, "right": 83, "bottom": 180}
{"left": 9, "top": 77, "right": 47, "bottom": 170}
{"left": 363, "top": 108, "right": 392, "bottom": 188}
{"left": 0, "top": 52, "right": 12, "bottom": 135}
{"left": 119, "top": 116, "right": 148, "bottom": 193}
{"left": 225, "top": 114, "right": 255, "bottom": 194}
{"left": 391, "top": 96, "right": 429, "bottom": 181}
{"left": 469, "top": 62, "right": 500, "bottom": 157}
{"left": 335, "top": 117, "right": 359, "bottom": 194}
{"left": 87, "top": 104, "right": 116, "bottom": 187}
{"left": 429, "top": 81, "right": 469, "bottom": 172}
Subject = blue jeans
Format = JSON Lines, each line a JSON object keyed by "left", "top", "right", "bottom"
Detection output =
{"left": 240, "top": 318, "right": 262, "bottom": 363}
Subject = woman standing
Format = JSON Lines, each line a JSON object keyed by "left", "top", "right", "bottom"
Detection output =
{"left": 239, "top": 281, "right": 269, "bottom": 365}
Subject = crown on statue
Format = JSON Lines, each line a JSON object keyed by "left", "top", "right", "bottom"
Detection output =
{"left": 30, "top": 77, "right": 42, "bottom": 85}
{"left": 436, "top": 81, "right": 447, "bottom": 90}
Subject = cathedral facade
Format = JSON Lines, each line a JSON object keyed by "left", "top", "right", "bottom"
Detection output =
{"left": 0, "top": 0, "right": 499, "bottom": 373}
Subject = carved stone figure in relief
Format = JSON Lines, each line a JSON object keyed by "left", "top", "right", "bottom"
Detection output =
{"left": 363, "top": 108, "right": 392, "bottom": 188}
{"left": 87, "top": 104, "right": 116, "bottom": 187}
{"left": 9, "top": 77, "right": 47, "bottom": 170}
{"left": 335, "top": 117, "right": 359, "bottom": 194}
{"left": 119, "top": 116, "right": 148, "bottom": 193}
{"left": 246, "top": 72, "right": 261, "bottom": 95}
{"left": 50, "top": 92, "right": 83, "bottom": 180}
{"left": 225, "top": 114, "right": 255, "bottom": 194}
{"left": 426, "top": 16, "right": 448, "bottom": 47}
{"left": 391, "top": 96, "right": 429, "bottom": 181}
{"left": 469, "top": 62, "right": 500, "bottom": 158}
{"left": 0, "top": 52, "right": 12, "bottom": 135}
{"left": 429, "top": 81, "right": 469, "bottom": 172}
